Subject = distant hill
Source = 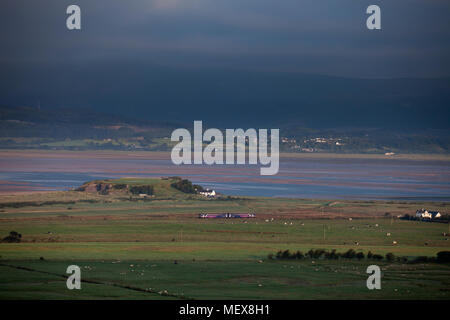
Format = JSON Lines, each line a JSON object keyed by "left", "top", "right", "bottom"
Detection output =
{"left": 2, "top": 64, "right": 450, "bottom": 129}
{"left": 76, "top": 177, "right": 208, "bottom": 200}
{"left": 0, "top": 106, "right": 180, "bottom": 151}
{"left": 0, "top": 105, "right": 178, "bottom": 139}
{"left": 1, "top": 105, "right": 449, "bottom": 153}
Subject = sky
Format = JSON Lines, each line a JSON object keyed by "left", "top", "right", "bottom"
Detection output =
{"left": 0, "top": 0, "right": 449, "bottom": 127}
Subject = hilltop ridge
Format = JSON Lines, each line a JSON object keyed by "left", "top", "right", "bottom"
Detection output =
{"left": 75, "top": 177, "right": 212, "bottom": 200}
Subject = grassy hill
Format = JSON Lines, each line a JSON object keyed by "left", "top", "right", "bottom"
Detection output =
{"left": 0, "top": 106, "right": 177, "bottom": 151}
{"left": 2, "top": 106, "right": 450, "bottom": 153}
{"left": 75, "top": 177, "right": 211, "bottom": 200}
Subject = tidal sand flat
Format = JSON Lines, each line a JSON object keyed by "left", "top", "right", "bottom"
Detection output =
{"left": 0, "top": 150, "right": 449, "bottom": 200}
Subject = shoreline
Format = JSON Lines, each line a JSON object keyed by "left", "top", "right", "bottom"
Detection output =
{"left": 0, "top": 189, "right": 449, "bottom": 205}
{"left": 1, "top": 149, "right": 450, "bottom": 162}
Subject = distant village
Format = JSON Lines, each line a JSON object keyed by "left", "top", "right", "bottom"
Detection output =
{"left": 280, "top": 136, "right": 395, "bottom": 155}
{"left": 281, "top": 136, "right": 346, "bottom": 152}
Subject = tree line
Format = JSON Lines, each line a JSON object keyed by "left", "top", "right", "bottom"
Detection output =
{"left": 268, "top": 249, "right": 450, "bottom": 264}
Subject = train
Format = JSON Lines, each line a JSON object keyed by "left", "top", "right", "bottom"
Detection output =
{"left": 198, "top": 213, "right": 256, "bottom": 219}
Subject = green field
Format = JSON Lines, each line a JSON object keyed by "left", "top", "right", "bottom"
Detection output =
{"left": 0, "top": 178, "right": 449, "bottom": 299}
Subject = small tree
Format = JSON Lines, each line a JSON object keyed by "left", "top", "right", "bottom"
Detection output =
{"left": 385, "top": 252, "right": 395, "bottom": 262}
{"left": 313, "top": 249, "right": 326, "bottom": 259}
{"left": 329, "top": 249, "right": 339, "bottom": 260}
{"left": 281, "top": 250, "right": 291, "bottom": 260}
{"left": 2, "top": 231, "right": 22, "bottom": 243}
{"left": 436, "top": 251, "right": 450, "bottom": 263}
{"left": 413, "top": 256, "right": 430, "bottom": 263}
{"left": 342, "top": 249, "right": 357, "bottom": 259}
{"left": 372, "top": 254, "right": 383, "bottom": 261}
{"left": 129, "top": 185, "right": 154, "bottom": 195}
{"left": 294, "top": 251, "right": 304, "bottom": 260}
{"left": 276, "top": 251, "right": 283, "bottom": 259}
{"left": 356, "top": 252, "right": 365, "bottom": 260}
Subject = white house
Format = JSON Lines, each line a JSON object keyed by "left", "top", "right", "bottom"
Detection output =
{"left": 431, "top": 211, "right": 441, "bottom": 219}
{"left": 416, "top": 209, "right": 441, "bottom": 219}
{"left": 199, "top": 189, "right": 216, "bottom": 197}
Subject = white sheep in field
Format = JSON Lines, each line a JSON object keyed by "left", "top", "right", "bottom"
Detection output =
{"left": 392, "top": 241, "right": 397, "bottom": 245}
{"left": 386, "top": 233, "right": 391, "bottom": 236}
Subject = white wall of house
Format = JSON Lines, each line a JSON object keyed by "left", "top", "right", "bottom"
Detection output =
{"left": 416, "top": 209, "right": 440, "bottom": 219}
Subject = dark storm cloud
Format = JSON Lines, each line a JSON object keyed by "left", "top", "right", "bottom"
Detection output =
{"left": 0, "top": 0, "right": 449, "bottom": 128}
{"left": 1, "top": 0, "right": 449, "bottom": 77}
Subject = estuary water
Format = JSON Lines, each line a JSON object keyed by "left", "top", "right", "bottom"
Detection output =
{"left": 0, "top": 152, "right": 449, "bottom": 201}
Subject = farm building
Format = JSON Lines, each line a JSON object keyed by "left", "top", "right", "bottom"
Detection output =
{"left": 199, "top": 189, "right": 216, "bottom": 197}
{"left": 416, "top": 209, "right": 441, "bottom": 219}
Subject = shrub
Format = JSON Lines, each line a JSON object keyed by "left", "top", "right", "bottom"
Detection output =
{"left": 273, "top": 250, "right": 304, "bottom": 260}
{"left": 356, "top": 252, "right": 365, "bottom": 260}
{"left": 342, "top": 249, "right": 357, "bottom": 259}
{"left": 2, "top": 231, "right": 22, "bottom": 243}
{"left": 193, "top": 184, "right": 204, "bottom": 192}
{"left": 307, "top": 249, "right": 326, "bottom": 259}
{"left": 367, "top": 251, "right": 373, "bottom": 259}
{"left": 129, "top": 185, "right": 154, "bottom": 195}
{"left": 372, "top": 254, "right": 383, "bottom": 261}
{"left": 330, "top": 249, "right": 339, "bottom": 260}
{"left": 171, "top": 179, "right": 198, "bottom": 193}
{"left": 113, "top": 184, "right": 127, "bottom": 190}
{"left": 413, "top": 256, "right": 430, "bottom": 263}
{"left": 325, "top": 249, "right": 339, "bottom": 260}
{"left": 281, "top": 250, "right": 292, "bottom": 260}
{"left": 276, "top": 251, "right": 283, "bottom": 259}
{"left": 385, "top": 252, "right": 396, "bottom": 262}
{"left": 436, "top": 251, "right": 450, "bottom": 263}
{"left": 294, "top": 251, "right": 304, "bottom": 259}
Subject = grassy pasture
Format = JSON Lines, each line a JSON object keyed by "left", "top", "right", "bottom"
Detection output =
{"left": 0, "top": 260, "right": 449, "bottom": 300}
{"left": 0, "top": 179, "right": 449, "bottom": 299}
